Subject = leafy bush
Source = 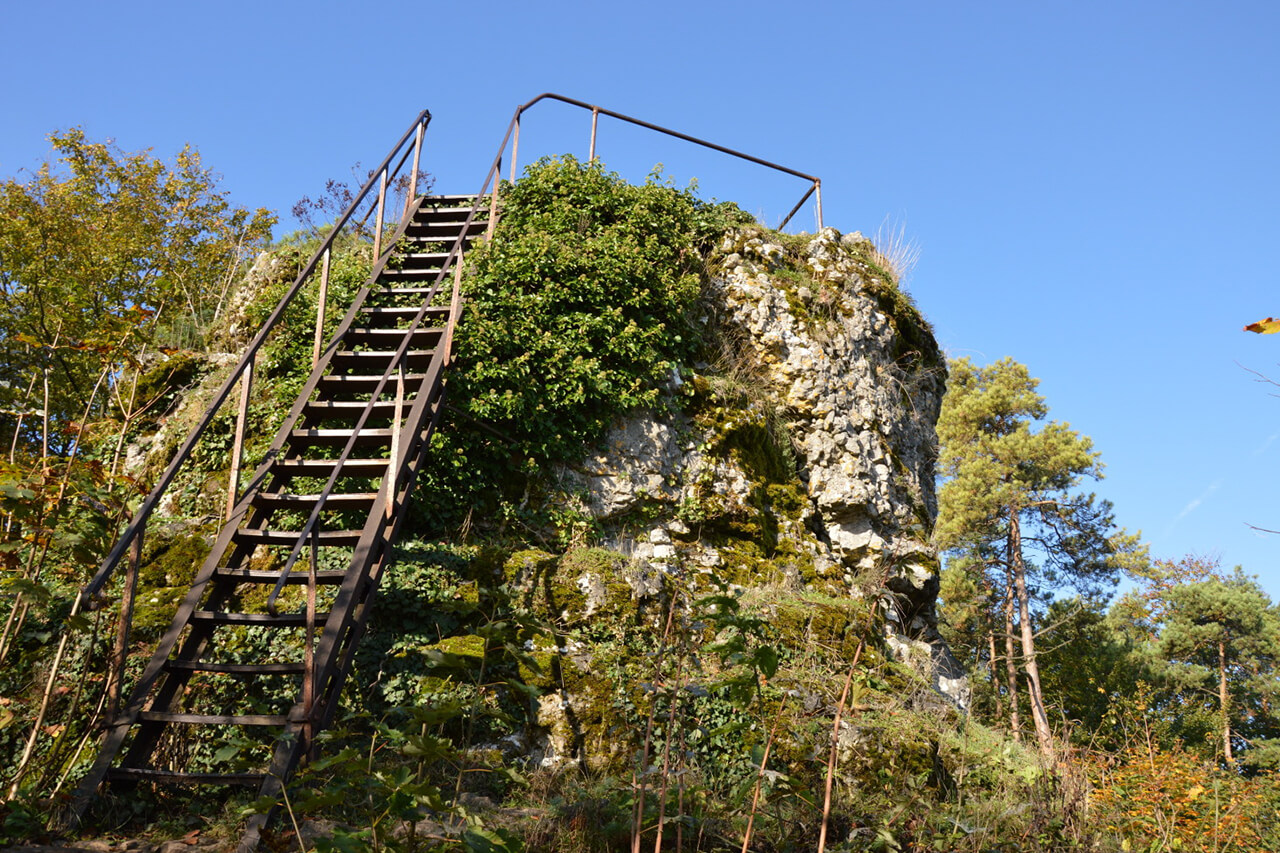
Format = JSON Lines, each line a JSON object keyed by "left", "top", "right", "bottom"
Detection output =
{"left": 417, "top": 156, "right": 750, "bottom": 529}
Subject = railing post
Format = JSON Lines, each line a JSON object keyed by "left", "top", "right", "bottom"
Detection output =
{"left": 814, "top": 180, "right": 823, "bottom": 231}
{"left": 302, "top": 525, "right": 317, "bottom": 750}
{"left": 486, "top": 163, "right": 501, "bottom": 241}
{"left": 589, "top": 106, "right": 600, "bottom": 162}
{"left": 509, "top": 111, "right": 521, "bottom": 184}
{"left": 372, "top": 168, "right": 388, "bottom": 262}
{"left": 225, "top": 359, "right": 253, "bottom": 521}
{"left": 405, "top": 120, "right": 425, "bottom": 219}
{"left": 446, "top": 252, "right": 464, "bottom": 368}
{"left": 386, "top": 362, "right": 405, "bottom": 520}
{"left": 312, "top": 248, "right": 332, "bottom": 369}
{"left": 106, "top": 524, "right": 144, "bottom": 722}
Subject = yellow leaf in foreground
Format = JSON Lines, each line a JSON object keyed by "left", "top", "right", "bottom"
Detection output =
{"left": 1244, "top": 317, "right": 1280, "bottom": 333}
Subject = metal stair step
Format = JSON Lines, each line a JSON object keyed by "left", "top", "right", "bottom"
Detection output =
{"left": 137, "top": 711, "right": 289, "bottom": 726}
{"left": 340, "top": 327, "right": 444, "bottom": 349}
{"left": 287, "top": 427, "right": 395, "bottom": 448}
{"left": 414, "top": 204, "right": 484, "bottom": 218}
{"left": 215, "top": 566, "right": 349, "bottom": 583}
{"left": 107, "top": 767, "right": 267, "bottom": 786}
{"left": 377, "top": 267, "right": 444, "bottom": 281}
{"left": 164, "top": 660, "right": 306, "bottom": 675}
{"left": 343, "top": 325, "right": 444, "bottom": 338}
{"left": 287, "top": 427, "right": 396, "bottom": 447}
{"left": 330, "top": 349, "right": 436, "bottom": 370}
{"left": 301, "top": 401, "right": 405, "bottom": 425}
{"left": 359, "top": 305, "right": 450, "bottom": 320}
{"left": 374, "top": 286, "right": 447, "bottom": 297}
{"left": 253, "top": 492, "right": 378, "bottom": 511}
{"left": 393, "top": 251, "right": 450, "bottom": 263}
{"left": 404, "top": 222, "right": 485, "bottom": 241}
{"left": 418, "top": 194, "right": 483, "bottom": 204}
{"left": 188, "top": 610, "right": 329, "bottom": 627}
{"left": 268, "top": 458, "right": 389, "bottom": 478}
{"left": 316, "top": 373, "right": 428, "bottom": 394}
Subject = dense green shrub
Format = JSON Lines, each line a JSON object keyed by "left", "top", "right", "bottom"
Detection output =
{"left": 416, "top": 157, "right": 751, "bottom": 529}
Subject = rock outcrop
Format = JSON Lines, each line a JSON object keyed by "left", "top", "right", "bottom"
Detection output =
{"left": 555, "top": 226, "right": 968, "bottom": 726}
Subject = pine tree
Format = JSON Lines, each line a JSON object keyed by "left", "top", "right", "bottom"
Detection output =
{"left": 935, "top": 357, "right": 1141, "bottom": 762}
{"left": 1157, "top": 569, "right": 1280, "bottom": 766}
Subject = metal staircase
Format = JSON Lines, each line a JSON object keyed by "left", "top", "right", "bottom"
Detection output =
{"left": 68, "top": 133, "right": 490, "bottom": 836}
{"left": 63, "top": 95, "right": 825, "bottom": 847}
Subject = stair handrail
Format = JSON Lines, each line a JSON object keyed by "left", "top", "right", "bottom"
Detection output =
{"left": 498, "top": 92, "right": 823, "bottom": 232}
{"left": 260, "top": 196, "right": 459, "bottom": 615}
{"left": 78, "top": 110, "right": 433, "bottom": 608}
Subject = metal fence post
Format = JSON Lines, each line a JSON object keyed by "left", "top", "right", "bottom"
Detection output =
{"left": 225, "top": 359, "right": 253, "bottom": 521}
{"left": 589, "top": 107, "right": 600, "bottom": 162}
{"left": 312, "top": 248, "right": 332, "bottom": 368}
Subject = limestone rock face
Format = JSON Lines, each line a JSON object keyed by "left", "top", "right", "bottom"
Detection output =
{"left": 713, "top": 229, "right": 941, "bottom": 574}
{"left": 561, "top": 227, "right": 966, "bottom": 709}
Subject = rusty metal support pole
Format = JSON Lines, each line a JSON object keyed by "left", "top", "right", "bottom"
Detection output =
{"left": 225, "top": 360, "right": 253, "bottom": 521}
{"left": 303, "top": 525, "right": 317, "bottom": 751}
{"left": 372, "top": 168, "right": 388, "bottom": 262}
{"left": 405, "top": 121, "right": 425, "bottom": 219}
{"left": 312, "top": 248, "right": 332, "bottom": 369}
{"left": 486, "top": 162, "right": 501, "bottom": 241}
{"left": 446, "top": 255, "right": 464, "bottom": 368}
{"left": 814, "top": 180, "right": 823, "bottom": 231}
{"left": 508, "top": 112, "right": 521, "bottom": 184}
{"left": 589, "top": 106, "right": 600, "bottom": 162}
{"left": 106, "top": 525, "right": 144, "bottom": 722}
{"left": 387, "top": 363, "right": 405, "bottom": 520}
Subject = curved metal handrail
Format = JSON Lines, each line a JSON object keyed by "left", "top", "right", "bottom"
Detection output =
{"left": 505, "top": 92, "right": 822, "bottom": 231}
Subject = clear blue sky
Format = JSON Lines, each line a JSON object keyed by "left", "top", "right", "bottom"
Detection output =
{"left": 4, "top": 1, "right": 1278, "bottom": 600}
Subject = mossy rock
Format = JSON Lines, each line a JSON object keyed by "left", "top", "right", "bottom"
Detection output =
{"left": 504, "top": 548, "right": 557, "bottom": 585}
{"left": 129, "top": 352, "right": 206, "bottom": 427}
{"left": 138, "top": 525, "right": 215, "bottom": 588}
{"left": 424, "top": 634, "right": 486, "bottom": 669}
{"left": 131, "top": 586, "right": 190, "bottom": 638}
{"left": 518, "top": 648, "right": 559, "bottom": 690}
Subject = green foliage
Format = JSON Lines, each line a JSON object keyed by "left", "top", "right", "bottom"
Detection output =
{"left": 1034, "top": 598, "right": 1145, "bottom": 744}
{"left": 936, "top": 357, "right": 1102, "bottom": 550}
{"left": 935, "top": 356, "right": 1144, "bottom": 751}
{"left": 250, "top": 711, "right": 524, "bottom": 853}
{"left": 0, "top": 128, "right": 275, "bottom": 454}
{"left": 1155, "top": 568, "right": 1280, "bottom": 767}
{"left": 418, "top": 156, "right": 749, "bottom": 530}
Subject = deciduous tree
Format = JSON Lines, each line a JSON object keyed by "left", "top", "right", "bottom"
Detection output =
{"left": 0, "top": 129, "right": 274, "bottom": 455}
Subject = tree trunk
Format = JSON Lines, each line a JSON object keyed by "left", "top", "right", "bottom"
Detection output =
{"left": 1219, "top": 639, "right": 1234, "bottom": 765}
{"left": 987, "top": 630, "right": 1004, "bottom": 722}
{"left": 1010, "top": 509, "right": 1055, "bottom": 764}
{"left": 1003, "top": 576, "right": 1021, "bottom": 741}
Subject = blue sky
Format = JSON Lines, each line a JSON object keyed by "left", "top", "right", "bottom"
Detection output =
{"left": 4, "top": 1, "right": 1278, "bottom": 600}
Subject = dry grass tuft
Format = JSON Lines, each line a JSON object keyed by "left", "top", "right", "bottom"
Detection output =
{"left": 872, "top": 218, "right": 922, "bottom": 287}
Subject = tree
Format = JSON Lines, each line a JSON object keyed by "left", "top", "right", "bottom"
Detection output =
{"left": 935, "top": 356, "right": 1141, "bottom": 763}
{"left": 0, "top": 128, "right": 274, "bottom": 455}
{"left": 1156, "top": 568, "right": 1280, "bottom": 767}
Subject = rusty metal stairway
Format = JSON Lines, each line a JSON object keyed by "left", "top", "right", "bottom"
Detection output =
{"left": 69, "top": 190, "right": 487, "bottom": 837}
{"left": 61, "top": 96, "right": 826, "bottom": 848}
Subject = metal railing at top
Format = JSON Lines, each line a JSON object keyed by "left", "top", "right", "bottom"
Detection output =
{"left": 77, "top": 110, "right": 434, "bottom": 620}
{"left": 489, "top": 92, "right": 823, "bottom": 233}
